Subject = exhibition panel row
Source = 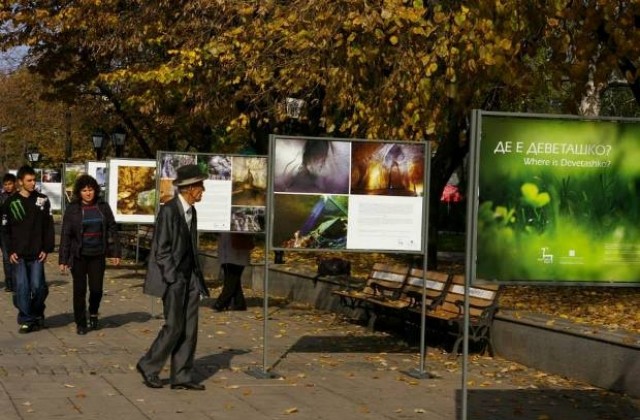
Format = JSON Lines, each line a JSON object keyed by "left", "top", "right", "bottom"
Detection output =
{"left": 34, "top": 136, "right": 429, "bottom": 254}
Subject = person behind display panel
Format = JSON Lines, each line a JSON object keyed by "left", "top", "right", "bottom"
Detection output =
{"left": 213, "top": 232, "right": 254, "bottom": 312}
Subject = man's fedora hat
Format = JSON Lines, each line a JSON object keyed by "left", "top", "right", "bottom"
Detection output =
{"left": 173, "top": 164, "right": 207, "bottom": 187}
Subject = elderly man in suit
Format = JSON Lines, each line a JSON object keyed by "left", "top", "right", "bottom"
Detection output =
{"left": 136, "top": 164, "right": 210, "bottom": 390}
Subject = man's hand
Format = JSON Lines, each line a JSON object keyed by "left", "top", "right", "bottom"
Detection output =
{"left": 9, "top": 253, "right": 18, "bottom": 264}
{"left": 38, "top": 251, "right": 47, "bottom": 262}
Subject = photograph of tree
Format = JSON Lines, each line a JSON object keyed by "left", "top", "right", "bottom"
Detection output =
{"left": 107, "top": 159, "right": 156, "bottom": 223}
{"left": 63, "top": 163, "right": 86, "bottom": 205}
{"left": 475, "top": 113, "right": 640, "bottom": 284}
{"left": 272, "top": 194, "right": 348, "bottom": 249}
{"left": 231, "top": 156, "right": 267, "bottom": 207}
{"left": 350, "top": 142, "right": 425, "bottom": 196}
{"left": 273, "top": 138, "right": 351, "bottom": 194}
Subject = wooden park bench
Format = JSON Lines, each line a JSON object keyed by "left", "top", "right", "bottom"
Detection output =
{"left": 409, "top": 274, "right": 501, "bottom": 357}
{"left": 332, "top": 262, "right": 410, "bottom": 327}
{"left": 333, "top": 263, "right": 451, "bottom": 330}
{"left": 334, "top": 264, "right": 500, "bottom": 356}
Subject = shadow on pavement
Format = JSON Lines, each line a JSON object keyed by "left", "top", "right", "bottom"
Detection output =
{"left": 42, "top": 311, "right": 153, "bottom": 329}
{"left": 193, "top": 349, "right": 252, "bottom": 382}
{"left": 99, "top": 311, "right": 153, "bottom": 328}
{"left": 199, "top": 296, "right": 289, "bottom": 310}
{"left": 461, "top": 389, "right": 640, "bottom": 419}
{"left": 42, "top": 312, "right": 74, "bottom": 328}
{"left": 109, "top": 271, "right": 146, "bottom": 280}
{"left": 286, "top": 335, "right": 415, "bottom": 353}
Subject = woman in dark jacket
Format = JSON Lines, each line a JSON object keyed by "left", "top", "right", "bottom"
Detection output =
{"left": 59, "top": 175, "right": 121, "bottom": 335}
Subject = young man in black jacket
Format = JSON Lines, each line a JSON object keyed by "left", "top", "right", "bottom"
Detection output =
{"left": 3, "top": 165, "right": 55, "bottom": 333}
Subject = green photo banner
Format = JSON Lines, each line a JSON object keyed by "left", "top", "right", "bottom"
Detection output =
{"left": 474, "top": 112, "right": 640, "bottom": 285}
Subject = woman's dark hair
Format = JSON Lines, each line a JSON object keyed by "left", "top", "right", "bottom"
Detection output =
{"left": 72, "top": 174, "right": 101, "bottom": 203}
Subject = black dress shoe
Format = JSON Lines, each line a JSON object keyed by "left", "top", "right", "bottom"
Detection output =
{"left": 77, "top": 325, "right": 88, "bottom": 335}
{"left": 170, "top": 382, "right": 205, "bottom": 391}
{"left": 89, "top": 316, "right": 99, "bottom": 330}
{"left": 136, "top": 363, "right": 163, "bottom": 388}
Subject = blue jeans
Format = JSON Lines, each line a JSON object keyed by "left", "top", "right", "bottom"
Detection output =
{"left": 13, "top": 259, "right": 48, "bottom": 325}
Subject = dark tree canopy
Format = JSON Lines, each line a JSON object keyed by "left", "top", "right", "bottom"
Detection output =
{"left": 2, "top": 1, "right": 640, "bottom": 261}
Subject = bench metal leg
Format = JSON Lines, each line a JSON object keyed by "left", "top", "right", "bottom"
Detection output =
{"left": 449, "top": 323, "right": 493, "bottom": 358}
{"left": 367, "top": 312, "right": 378, "bottom": 331}
{"left": 451, "top": 335, "right": 463, "bottom": 358}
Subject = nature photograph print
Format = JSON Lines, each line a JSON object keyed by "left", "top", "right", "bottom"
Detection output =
{"left": 272, "top": 193, "right": 349, "bottom": 250}
{"left": 476, "top": 114, "right": 640, "bottom": 284}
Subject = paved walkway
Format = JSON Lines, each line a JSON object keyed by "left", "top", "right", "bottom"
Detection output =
{"left": 0, "top": 255, "right": 639, "bottom": 420}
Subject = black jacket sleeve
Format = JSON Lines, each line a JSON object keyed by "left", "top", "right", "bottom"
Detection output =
{"left": 58, "top": 204, "right": 73, "bottom": 265}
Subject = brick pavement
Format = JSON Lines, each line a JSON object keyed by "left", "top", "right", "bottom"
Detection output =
{"left": 0, "top": 255, "right": 638, "bottom": 419}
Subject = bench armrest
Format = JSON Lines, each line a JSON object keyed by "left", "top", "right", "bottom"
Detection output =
{"left": 370, "top": 281, "right": 403, "bottom": 300}
{"left": 453, "top": 299, "right": 499, "bottom": 321}
{"left": 405, "top": 290, "right": 442, "bottom": 311}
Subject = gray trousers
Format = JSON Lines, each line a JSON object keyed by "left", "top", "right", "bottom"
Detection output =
{"left": 138, "top": 274, "right": 200, "bottom": 384}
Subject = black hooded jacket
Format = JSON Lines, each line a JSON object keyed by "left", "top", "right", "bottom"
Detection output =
{"left": 2, "top": 191, "right": 55, "bottom": 260}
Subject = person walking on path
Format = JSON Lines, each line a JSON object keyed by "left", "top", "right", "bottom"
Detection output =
{"left": 0, "top": 173, "right": 17, "bottom": 292}
{"left": 58, "top": 174, "right": 121, "bottom": 335}
{"left": 213, "top": 232, "right": 254, "bottom": 311}
{"left": 2, "top": 165, "right": 54, "bottom": 334}
{"left": 136, "top": 164, "right": 210, "bottom": 390}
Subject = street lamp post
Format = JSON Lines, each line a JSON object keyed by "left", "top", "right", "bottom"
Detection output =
{"left": 91, "top": 131, "right": 106, "bottom": 161}
{"left": 111, "top": 127, "right": 126, "bottom": 158}
{"left": 25, "top": 147, "right": 41, "bottom": 166}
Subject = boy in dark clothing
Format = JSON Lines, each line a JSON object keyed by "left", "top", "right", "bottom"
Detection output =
{"left": 0, "top": 173, "right": 17, "bottom": 292}
{"left": 3, "top": 165, "right": 55, "bottom": 333}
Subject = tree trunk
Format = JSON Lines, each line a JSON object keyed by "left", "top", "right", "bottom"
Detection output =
{"left": 428, "top": 112, "right": 468, "bottom": 268}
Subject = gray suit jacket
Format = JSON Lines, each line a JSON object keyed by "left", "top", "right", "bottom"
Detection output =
{"left": 143, "top": 196, "right": 209, "bottom": 298}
